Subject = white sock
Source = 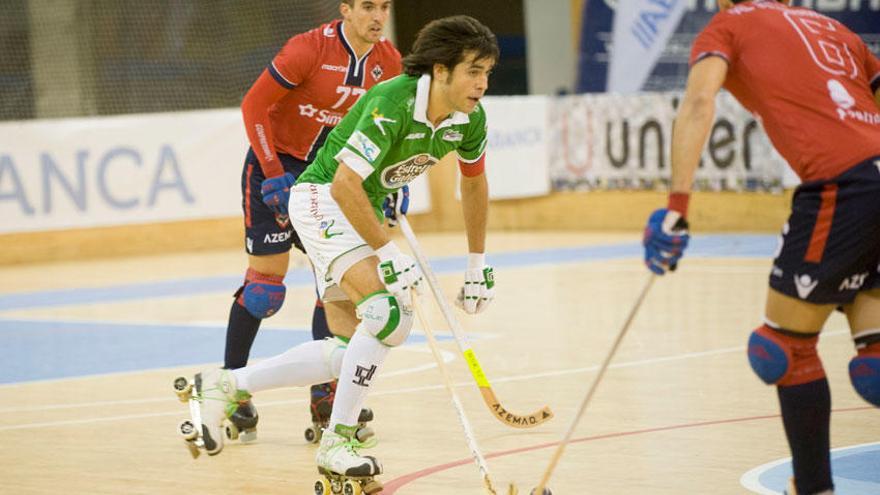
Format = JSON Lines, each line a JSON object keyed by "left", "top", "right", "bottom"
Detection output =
{"left": 231, "top": 339, "right": 344, "bottom": 393}
{"left": 328, "top": 329, "right": 389, "bottom": 431}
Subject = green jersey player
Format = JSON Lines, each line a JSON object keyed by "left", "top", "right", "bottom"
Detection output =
{"left": 177, "top": 15, "right": 499, "bottom": 492}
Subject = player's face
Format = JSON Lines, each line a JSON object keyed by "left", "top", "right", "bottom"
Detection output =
{"left": 442, "top": 52, "right": 494, "bottom": 114}
{"left": 342, "top": 0, "right": 392, "bottom": 45}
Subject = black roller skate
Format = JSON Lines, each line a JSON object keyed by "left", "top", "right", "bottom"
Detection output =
{"left": 225, "top": 399, "right": 258, "bottom": 443}
{"left": 305, "top": 380, "right": 374, "bottom": 444}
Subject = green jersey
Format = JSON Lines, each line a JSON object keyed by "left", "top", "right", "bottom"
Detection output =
{"left": 297, "top": 74, "right": 488, "bottom": 217}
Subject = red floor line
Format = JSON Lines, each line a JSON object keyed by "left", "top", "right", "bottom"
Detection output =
{"left": 382, "top": 406, "right": 873, "bottom": 493}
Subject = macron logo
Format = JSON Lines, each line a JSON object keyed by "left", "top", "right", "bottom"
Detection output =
{"left": 794, "top": 274, "right": 819, "bottom": 299}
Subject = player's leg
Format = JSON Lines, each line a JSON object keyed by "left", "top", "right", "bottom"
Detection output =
{"left": 315, "top": 257, "right": 414, "bottom": 477}
{"left": 307, "top": 299, "right": 374, "bottom": 443}
{"left": 757, "top": 290, "right": 836, "bottom": 495}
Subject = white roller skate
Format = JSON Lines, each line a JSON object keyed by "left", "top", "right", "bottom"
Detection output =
{"left": 314, "top": 425, "right": 383, "bottom": 495}
{"left": 173, "top": 369, "right": 250, "bottom": 458}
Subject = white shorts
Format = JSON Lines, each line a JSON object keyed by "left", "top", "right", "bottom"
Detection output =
{"left": 290, "top": 183, "right": 374, "bottom": 302}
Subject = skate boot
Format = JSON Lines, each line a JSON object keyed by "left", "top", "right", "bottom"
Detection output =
{"left": 173, "top": 369, "right": 250, "bottom": 458}
{"left": 305, "top": 380, "right": 375, "bottom": 444}
{"left": 226, "top": 399, "right": 259, "bottom": 443}
{"left": 314, "top": 425, "right": 383, "bottom": 495}
{"left": 783, "top": 478, "right": 834, "bottom": 495}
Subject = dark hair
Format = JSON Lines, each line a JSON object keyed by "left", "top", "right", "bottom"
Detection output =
{"left": 402, "top": 16, "right": 499, "bottom": 77}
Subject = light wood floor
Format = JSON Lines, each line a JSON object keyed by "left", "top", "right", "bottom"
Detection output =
{"left": 1, "top": 231, "right": 877, "bottom": 494}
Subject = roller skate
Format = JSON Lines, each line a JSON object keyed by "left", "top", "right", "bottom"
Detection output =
{"left": 314, "top": 425, "right": 383, "bottom": 495}
{"left": 784, "top": 478, "right": 834, "bottom": 495}
{"left": 172, "top": 369, "right": 250, "bottom": 458}
{"left": 305, "top": 380, "right": 374, "bottom": 444}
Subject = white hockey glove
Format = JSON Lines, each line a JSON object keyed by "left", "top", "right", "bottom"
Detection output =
{"left": 456, "top": 253, "right": 495, "bottom": 314}
{"left": 375, "top": 241, "right": 423, "bottom": 306}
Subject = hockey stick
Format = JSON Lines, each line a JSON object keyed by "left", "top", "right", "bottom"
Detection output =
{"left": 398, "top": 215, "right": 553, "bottom": 429}
{"left": 531, "top": 274, "right": 656, "bottom": 495}
{"left": 411, "top": 293, "right": 515, "bottom": 495}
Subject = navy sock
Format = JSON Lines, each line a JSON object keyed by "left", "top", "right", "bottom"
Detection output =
{"left": 311, "top": 299, "right": 332, "bottom": 341}
{"left": 224, "top": 300, "right": 261, "bottom": 369}
{"left": 777, "top": 378, "right": 833, "bottom": 494}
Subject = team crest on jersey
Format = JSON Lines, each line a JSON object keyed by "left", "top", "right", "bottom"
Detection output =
{"left": 371, "top": 64, "right": 384, "bottom": 81}
{"left": 380, "top": 154, "right": 438, "bottom": 188}
{"left": 442, "top": 129, "right": 463, "bottom": 142}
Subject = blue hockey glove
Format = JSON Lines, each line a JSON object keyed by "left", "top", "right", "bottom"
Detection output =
{"left": 382, "top": 184, "right": 410, "bottom": 227}
{"left": 643, "top": 208, "right": 690, "bottom": 275}
{"left": 261, "top": 172, "right": 296, "bottom": 216}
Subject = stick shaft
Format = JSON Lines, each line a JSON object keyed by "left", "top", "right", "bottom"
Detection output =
{"left": 534, "top": 274, "right": 655, "bottom": 493}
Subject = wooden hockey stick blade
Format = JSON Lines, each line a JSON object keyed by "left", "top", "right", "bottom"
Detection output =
{"left": 478, "top": 386, "right": 554, "bottom": 428}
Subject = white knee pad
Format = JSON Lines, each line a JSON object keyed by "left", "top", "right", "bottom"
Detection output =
{"left": 322, "top": 336, "right": 348, "bottom": 378}
{"left": 357, "top": 293, "right": 414, "bottom": 347}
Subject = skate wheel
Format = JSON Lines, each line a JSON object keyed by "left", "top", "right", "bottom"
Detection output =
{"left": 239, "top": 428, "right": 257, "bottom": 443}
{"left": 355, "top": 426, "right": 374, "bottom": 443}
{"left": 178, "top": 420, "right": 198, "bottom": 440}
{"left": 363, "top": 480, "right": 383, "bottom": 494}
{"left": 173, "top": 376, "right": 193, "bottom": 402}
{"left": 343, "top": 480, "right": 362, "bottom": 495}
{"left": 304, "top": 426, "right": 320, "bottom": 444}
{"left": 225, "top": 423, "right": 240, "bottom": 441}
{"left": 313, "top": 477, "right": 331, "bottom": 495}
{"left": 183, "top": 439, "right": 201, "bottom": 459}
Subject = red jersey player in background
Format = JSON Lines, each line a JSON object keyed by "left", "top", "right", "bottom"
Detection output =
{"left": 642, "top": 1, "right": 880, "bottom": 493}
{"left": 223, "top": 0, "right": 401, "bottom": 444}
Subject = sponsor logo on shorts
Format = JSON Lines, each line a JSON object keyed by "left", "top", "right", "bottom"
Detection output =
{"left": 320, "top": 219, "right": 343, "bottom": 239}
{"left": 349, "top": 130, "right": 381, "bottom": 163}
{"left": 246, "top": 237, "right": 254, "bottom": 253}
{"left": 264, "top": 231, "right": 292, "bottom": 244}
{"left": 379, "top": 153, "right": 438, "bottom": 188}
{"left": 794, "top": 274, "right": 819, "bottom": 299}
{"left": 442, "top": 129, "right": 463, "bottom": 142}
{"left": 839, "top": 271, "right": 869, "bottom": 291}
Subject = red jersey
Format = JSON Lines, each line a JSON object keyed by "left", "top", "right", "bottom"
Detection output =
{"left": 691, "top": 0, "right": 880, "bottom": 181}
{"left": 242, "top": 21, "right": 401, "bottom": 177}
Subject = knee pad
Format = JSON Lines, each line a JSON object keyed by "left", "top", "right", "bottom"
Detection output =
{"left": 237, "top": 268, "right": 286, "bottom": 319}
{"left": 357, "top": 292, "right": 414, "bottom": 347}
{"left": 849, "top": 336, "right": 880, "bottom": 407}
{"left": 747, "top": 325, "right": 824, "bottom": 386}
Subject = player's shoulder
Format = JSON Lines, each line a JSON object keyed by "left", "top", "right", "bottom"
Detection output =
{"left": 284, "top": 20, "right": 341, "bottom": 48}
{"left": 373, "top": 37, "right": 402, "bottom": 60}
{"left": 363, "top": 75, "right": 418, "bottom": 109}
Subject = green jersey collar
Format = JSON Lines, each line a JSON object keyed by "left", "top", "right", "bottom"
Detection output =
{"left": 413, "top": 74, "right": 470, "bottom": 132}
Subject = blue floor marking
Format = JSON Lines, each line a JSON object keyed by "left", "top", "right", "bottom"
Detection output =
{"left": 0, "top": 234, "right": 777, "bottom": 384}
{"left": 758, "top": 444, "right": 880, "bottom": 493}
{"left": 0, "top": 234, "right": 778, "bottom": 312}
{"left": 0, "top": 319, "right": 448, "bottom": 384}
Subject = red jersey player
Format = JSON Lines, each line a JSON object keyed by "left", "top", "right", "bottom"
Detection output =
{"left": 223, "top": 0, "right": 400, "bottom": 446}
{"left": 642, "top": 1, "right": 880, "bottom": 493}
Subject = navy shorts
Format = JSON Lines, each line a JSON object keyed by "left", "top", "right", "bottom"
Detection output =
{"left": 241, "top": 148, "right": 308, "bottom": 256}
{"left": 769, "top": 156, "right": 880, "bottom": 304}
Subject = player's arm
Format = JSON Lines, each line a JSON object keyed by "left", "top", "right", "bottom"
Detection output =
{"left": 642, "top": 55, "right": 726, "bottom": 275}
{"left": 670, "top": 55, "right": 728, "bottom": 195}
{"left": 460, "top": 168, "right": 488, "bottom": 254}
{"left": 331, "top": 164, "right": 389, "bottom": 249}
{"left": 241, "top": 70, "right": 291, "bottom": 178}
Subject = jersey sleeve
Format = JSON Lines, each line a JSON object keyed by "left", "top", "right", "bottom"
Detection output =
{"left": 456, "top": 104, "right": 488, "bottom": 165}
{"left": 690, "top": 13, "right": 736, "bottom": 67}
{"left": 269, "top": 32, "right": 317, "bottom": 89}
{"left": 864, "top": 44, "right": 880, "bottom": 94}
{"left": 335, "top": 95, "right": 404, "bottom": 179}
